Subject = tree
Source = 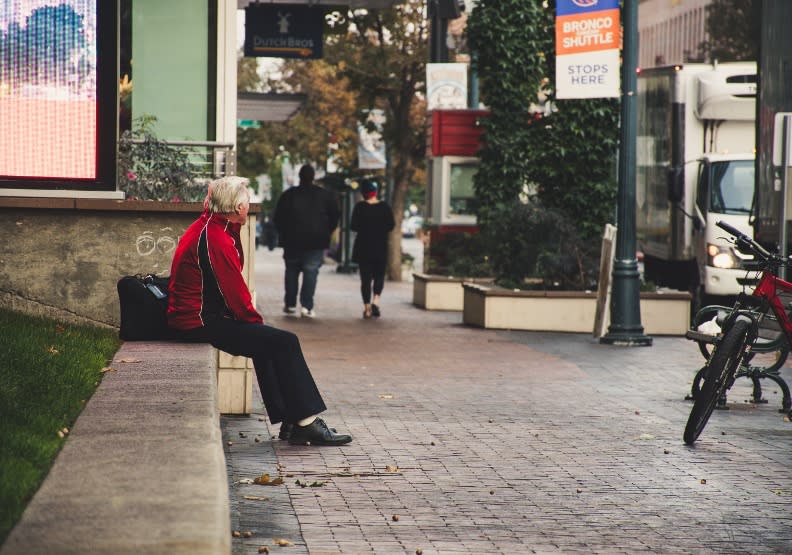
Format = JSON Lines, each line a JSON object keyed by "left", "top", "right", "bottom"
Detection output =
{"left": 466, "top": 0, "right": 619, "bottom": 289}
{"left": 466, "top": 0, "right": 550, "bottom": 227}
{"left": 700, "top": 0, "right": 760, "bottom": 62}
{"left": 237, "top": 1, "right": 428, "bottom": 280}
{"left": 323, "top": 1, "right": 429, "bottom": 280}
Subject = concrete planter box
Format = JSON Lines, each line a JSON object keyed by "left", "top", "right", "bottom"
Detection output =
{"left": 462, "top": 283, "right": 691, "bottom": 335}
{"left": 413, "top": 272, "right": 494, "bottom": 311}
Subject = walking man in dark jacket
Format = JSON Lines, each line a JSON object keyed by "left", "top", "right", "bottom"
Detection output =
{"left": 273, "top": 164, "right": 339, "bottom": 318}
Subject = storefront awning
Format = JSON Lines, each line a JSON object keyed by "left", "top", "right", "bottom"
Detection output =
{"left": 237, "top": 92, "right": 306, "bottom": 122}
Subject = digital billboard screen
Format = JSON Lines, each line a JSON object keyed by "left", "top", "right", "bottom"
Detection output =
{"left": 0, "top": 1, "right": 97, "bottom": 180}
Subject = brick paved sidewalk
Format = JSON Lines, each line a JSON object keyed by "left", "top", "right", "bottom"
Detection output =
{"left": 223, "top": 246, "right": 792, "bottom": 555}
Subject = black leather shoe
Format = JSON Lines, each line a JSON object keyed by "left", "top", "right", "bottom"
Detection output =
{"left": 288, "top": 418, "right": 352, "bottom": 446}
{"left": 371, "top": 304, "right": 381, "bottom": 317}
{"left": 278, "top": 422, "right": 294, "bottom": 440}
{"left": 280, "top": 421, "right": 335, "bottom": 440}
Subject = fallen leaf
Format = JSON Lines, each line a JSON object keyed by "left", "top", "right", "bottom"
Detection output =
{"left": 392, "top": 514, "right": 400, "bottom": 521}
{"left": 255, "top": 436, "right": 262, "bottom": 443}
{"left": 378, "top": 393, "right": 394, "bottom": 400}
{"left": 576, "top": 488, "right": 583, "bottom": 493}
{"left": 237, "top": 478, "right": 254, "bottom": 485}
{"left": 100, "top": 366, "right": 116, "bottom": 373}
{"left": 638, "top": 433, "right": 655, "bottom": 440}
{"left": 47, "top": 346, "right": 59, "bottom": 355}
{"left": 239, "top": 432, "right": 247, "bottom": 438}
{"left": 254, "top": 474, "right": 284, "bottom": 486}
{"left": 243, "top": 531, "right": 253, "bottom": 538}
{"left": 700, "top": 479, "right": 707, "bottom": 485}
{"left": 274, "top": 539, "right": 293, "bottom": 546}
{"left": 118, "top": 357, "right": 141, "bottom": 363}
{"left": 232, "top": 530, "right": 241, "bottom": 538}
{"left": 416, "top": 549, "right": 423, "bottom": 555}
{"left": 259, "top": 547, "right": 270, "bottom": 554}
{"left": 771, "top": 489, "right": 791, "bottom": 496}
{"left": 385, "top": 465, "right": 399, "bottom": 473}
{"left": 243, "top": 495, "right": 270, "bottom": 501}
{"left": 54, "top": 325, "right": 65, "bottom": 333}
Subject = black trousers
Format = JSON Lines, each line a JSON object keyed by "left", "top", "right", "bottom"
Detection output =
{"left": 358, "top": 259, "right": 386, "bottom": 304}
{"left": 178, "top": 319, "right": 326, "bottom": 424}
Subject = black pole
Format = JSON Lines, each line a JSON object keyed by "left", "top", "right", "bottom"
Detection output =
{"left": 601, "top": 0, "right": 652, "bottom": 346}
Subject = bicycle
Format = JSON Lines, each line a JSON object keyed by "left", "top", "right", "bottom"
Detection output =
{"left": 686, "top": 299, "right": 791, "bottom": 406}
{"left": 683, "top": 220, "right": 792, "bottom": 445}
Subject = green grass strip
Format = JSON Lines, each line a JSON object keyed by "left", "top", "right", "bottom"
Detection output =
{"left": 0, "top": 308, "right": 121, "bottom": 543}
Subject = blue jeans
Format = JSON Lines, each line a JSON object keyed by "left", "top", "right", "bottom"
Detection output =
{"left": 283, "top": 249, "right": 324, "bottom": 310}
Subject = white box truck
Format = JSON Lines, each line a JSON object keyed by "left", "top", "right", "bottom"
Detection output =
{"left": 636, "top": 62, "right": 757, "bottom": 308}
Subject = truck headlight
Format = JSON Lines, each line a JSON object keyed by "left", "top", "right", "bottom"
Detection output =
{"left": 707, "top": 243, "right": 737, "bottom": 269}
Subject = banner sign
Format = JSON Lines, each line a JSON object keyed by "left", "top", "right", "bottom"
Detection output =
{"left": 244, "top": 4, "right": 323, "bottom": 59}
{"left": 358, "top": 110, "right": 387, "bottom": 170}
{"left": 427, "top": 63, "right": 468, "bottom": 111}
{"left": 555, "top": 0, "right": 620, "bottom": 99}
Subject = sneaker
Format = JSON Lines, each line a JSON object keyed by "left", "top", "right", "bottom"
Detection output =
{"left": 371, "top": 304, "right": 381, "bottom": 318}
{"left": 288, "top": 418, "right": 352, "bottom": 446}
{"left": 300, "top": 307, "right": 316, "bottom": 318}
{"left": 283, "top": 306, "right": 297, "bottom": 315}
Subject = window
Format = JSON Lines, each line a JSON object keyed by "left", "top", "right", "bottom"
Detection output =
{"left": 448, "top": 162, "right": 478, "bottom": 217}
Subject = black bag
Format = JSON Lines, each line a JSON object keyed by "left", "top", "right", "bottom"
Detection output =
{"left": 117, "top": 274, "right": 176, "bottom": 340}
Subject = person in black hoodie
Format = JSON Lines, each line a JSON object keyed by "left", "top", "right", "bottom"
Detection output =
{"left": 274, "top": 165, "right": 339, "bottom": 318}
{"left": 350, "top": 179, "right": 395, "bottom": 319}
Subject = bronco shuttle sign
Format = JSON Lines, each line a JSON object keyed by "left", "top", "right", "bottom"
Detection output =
{"left": 245, "top": 4, "right": 324, "bottom": 59}
{"left": 555, "top": 0, "right": 620, "bottom": 99}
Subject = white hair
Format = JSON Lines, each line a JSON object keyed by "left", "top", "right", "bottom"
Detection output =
{"left": 208, "top": 176, "right": 250, "bottom": 214}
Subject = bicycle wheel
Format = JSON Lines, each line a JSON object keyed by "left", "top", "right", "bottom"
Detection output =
{"left": 684, "top": 319, "right": 751, "bottom": 445}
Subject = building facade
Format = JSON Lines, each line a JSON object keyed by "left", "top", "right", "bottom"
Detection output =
{"left": 639, "top": 0, "right": 711, "bottom": 68}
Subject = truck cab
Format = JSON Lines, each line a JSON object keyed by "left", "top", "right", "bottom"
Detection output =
{"left": 693, "top": 154, "right": 755, "bottom": 297}
{"left": 636, "top": 62, "right": 757, "bottom": 307}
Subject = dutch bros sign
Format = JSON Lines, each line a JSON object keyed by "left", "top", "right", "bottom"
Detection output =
{"left": 555, "top": 0, "right": 621, "bottom": 99}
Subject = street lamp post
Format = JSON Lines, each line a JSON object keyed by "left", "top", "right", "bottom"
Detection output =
{"left": 600, "top": 0, "right": 652, "bottom": 346}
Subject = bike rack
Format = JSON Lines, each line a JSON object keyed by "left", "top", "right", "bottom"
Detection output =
{"left": 685, "top": 327, "right": 792, "bottom": 413}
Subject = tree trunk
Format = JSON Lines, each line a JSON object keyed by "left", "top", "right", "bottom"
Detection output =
{"left": 386, "top": 169, "right": 409, "bottom": 281}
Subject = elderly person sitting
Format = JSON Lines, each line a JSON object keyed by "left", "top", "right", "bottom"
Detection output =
{"left": 167, "top": 176, "right": 351, "bottom": 446}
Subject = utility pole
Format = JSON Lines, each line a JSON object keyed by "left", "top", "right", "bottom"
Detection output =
{"left": 600, "top": 0, "right": 652, "bottom": 346}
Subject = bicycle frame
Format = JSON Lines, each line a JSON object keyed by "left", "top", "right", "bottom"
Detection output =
{"left": 752, "top": 270, "right": 792, "bottom": 338}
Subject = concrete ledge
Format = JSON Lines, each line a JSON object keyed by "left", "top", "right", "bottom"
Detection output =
{"left": 0, "top": 342, "right": 231, "bottom": 555}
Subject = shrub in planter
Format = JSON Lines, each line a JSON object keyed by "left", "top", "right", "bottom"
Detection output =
{"left": 117, "top": 115, "right": 207, "bottom": 202}
{"left": 485, "top": 202, "right": 598, "bottom": 291}
{"left": 424, "top": 231, "right": 493, "bottom": 277}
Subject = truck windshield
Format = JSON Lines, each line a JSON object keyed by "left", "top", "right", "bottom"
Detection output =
{"left": 709, "top": 160, "right": 754, "bottom": 215}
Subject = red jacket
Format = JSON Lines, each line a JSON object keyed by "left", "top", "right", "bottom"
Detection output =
{"left": 167, "top": 212, "right": 263, "bottom": 330}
